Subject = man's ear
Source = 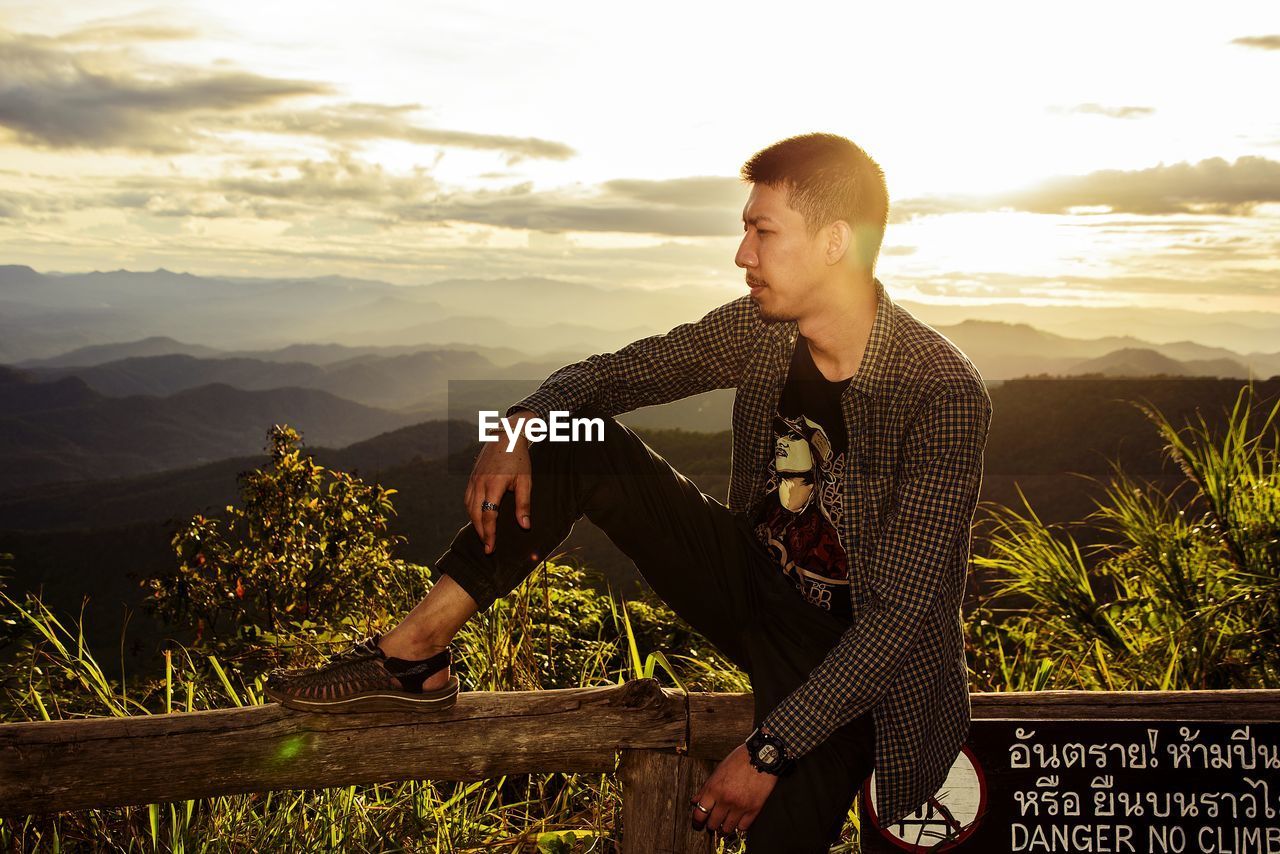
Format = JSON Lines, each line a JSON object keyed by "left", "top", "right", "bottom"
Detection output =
{"left": 824, "top": 220, "right": 853, "bottom": 266}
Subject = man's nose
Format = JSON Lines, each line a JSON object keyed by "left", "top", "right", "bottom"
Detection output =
{"left": 735, "top": 236, "right": 756, "bottom": 268}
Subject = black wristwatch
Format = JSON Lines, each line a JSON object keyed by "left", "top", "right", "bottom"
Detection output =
{"left": 746, "top": 726, "right": 794, "bottom": 776}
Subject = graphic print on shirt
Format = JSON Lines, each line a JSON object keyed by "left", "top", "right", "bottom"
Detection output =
{"left": 752, "top": 337, "right": 852, "bottom": 620}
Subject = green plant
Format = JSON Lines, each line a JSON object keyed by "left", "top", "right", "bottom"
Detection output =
{"left": 146, "top": 424, "right": 433, "bottom": 661}
{"left": 968, "top": 383, "right": 1280, "bottom": 692}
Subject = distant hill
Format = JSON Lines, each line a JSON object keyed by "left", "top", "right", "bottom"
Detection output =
{"left": 0, "top": 266, "right": 729, "bottom": 362}
{"left": 1066, "top": 348, "right": 1250, "bottom": 379}
{"left": 22, "top": 349, "right": 504, "bottom": 410}
{"left": 7, "top": 375, "right": 1269, "bottom": 532}
{"left": 0, "top": 367, "right": 422, "bottom": 491}
{"left": 16, "top": 336, "right": 571, "bottom": 371}
{"left": 936, "top": 321, "right": 1279, "bottom": 380}
{"left": 12, "top": 321, "right": 1280, "bottom": 430}
{"left": 14, "top": 336, "right": 225, "bottom": 368}
{"left": 0, "top": 419, "right": 476, "bottom": 531}
{"left": 899, "top": 297, "right": 1280, "bottom": 355}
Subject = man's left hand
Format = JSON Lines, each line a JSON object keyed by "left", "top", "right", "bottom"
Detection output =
{"left": 690, "top": 743, "right": 779, "bottom": 836}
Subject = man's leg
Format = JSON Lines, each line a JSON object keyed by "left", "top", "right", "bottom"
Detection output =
{"left": 392, "top": 408, "right": 783, "bottom": 671}
{"left": 701, "top": 533, "right": 877, "bottom": 853}
{"left": 377, "top": 574, "right": 477, "bottom": 687}
{"left": 741, "top": 644, "right": 876, "bottom": 853}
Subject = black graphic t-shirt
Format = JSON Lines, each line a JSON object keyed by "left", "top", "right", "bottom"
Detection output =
{"left": 752, "top": 336, "right": 853, "bottom": 620}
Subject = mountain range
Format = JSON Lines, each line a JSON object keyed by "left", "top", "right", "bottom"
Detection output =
{"left": 5, "top": 265, "right": 1280, "bottom": 364}
{"left": 4, "top": 263, "right": 1278, "bottom": 494}
{"left": 10, "top": 322, "right": 1277, "bottom": 419}
{"left": 0, "top": 365, "right": 422, "bottom": 492}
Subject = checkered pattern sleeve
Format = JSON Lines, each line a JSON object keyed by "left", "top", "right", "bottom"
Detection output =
{"left": 508, "top": 296, "right": 761, "bottom": 420}
{"left": 762, "top": 385, "right": 992, "bottom": 759}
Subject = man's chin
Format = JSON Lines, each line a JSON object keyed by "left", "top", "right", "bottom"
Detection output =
{"left": 755, "top": 301, "right": 794, "bottom": 324}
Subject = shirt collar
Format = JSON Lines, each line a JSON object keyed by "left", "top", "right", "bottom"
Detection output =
{"left": 847, "top": 276, "right": 895, "bottom": 398}
{"left": 773, "top": 276, "right": 895, "bottom": 399}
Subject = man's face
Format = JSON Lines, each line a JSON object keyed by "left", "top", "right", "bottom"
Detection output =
{"left": 735, "top": 182, "right": 826, "bottom": 323}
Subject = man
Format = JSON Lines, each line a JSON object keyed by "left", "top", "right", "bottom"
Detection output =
{"left": 266, "top": 132, "right": 993, "bottom": 852}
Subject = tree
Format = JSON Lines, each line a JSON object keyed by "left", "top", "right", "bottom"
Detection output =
{"left": 147, "top": 424, "right": 431, "bottom": 656}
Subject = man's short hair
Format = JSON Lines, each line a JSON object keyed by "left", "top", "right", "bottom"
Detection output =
{"left": 740, "top": 133, "right": 889, "bottom": 271}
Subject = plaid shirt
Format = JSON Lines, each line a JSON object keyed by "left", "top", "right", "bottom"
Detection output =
{"left": 513, "top": 277, "right": 992, "bottom": 826}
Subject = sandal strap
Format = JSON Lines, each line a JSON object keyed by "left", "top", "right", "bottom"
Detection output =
{"left": 382, "top": 645, "right": 452, "bottom": 693}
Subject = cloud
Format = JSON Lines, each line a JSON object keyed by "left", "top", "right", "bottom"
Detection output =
{"left": 0, "top": 192, "right": 79, "bottom": 219}
{"left": 0, "top": 157, "right": 745, "bottom": 236}
{"left": 600, "top": 176, "right": 744, "bottom": 208}
{"left": 59, "top": 23, "right": 199, "bottom": 43}
{"left": 903, "top": 269, "right": 1280, "bottom": 299}
{"left": 1005, "top": 156, "right": 1280, "bottom": 215}
{"left": 57, "top": 153, "right": 438, "bottom": 222}
{"left": 228, "top": 103, "right": 575, "bottom": 162}
{"left": 0, "top": 30, "right": 575, "bottom": 162}
{"left": 1054, "top": 103, "right": 1155, "bottom": 119}
{"left": 0, "top": 31, "right": 330, "bottom": 152}
{"left": 899, "top": 157, "right": 1280, "bottom": 217}
{"left": 217, "top": 152, "right": 438, "bottom": 205}
{"left": 1231, "top": 35, "right": 1280, "bottom": 50}
{"left": 394, "top": 178, "right": 745, "bottom": 236}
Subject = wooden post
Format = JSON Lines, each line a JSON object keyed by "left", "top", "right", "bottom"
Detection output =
{"left": 619, "top": 750, "right": 716, "bottom": 854}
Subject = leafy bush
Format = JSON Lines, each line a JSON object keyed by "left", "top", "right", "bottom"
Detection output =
{"left": 146, "top": 424, "right": 433, "bottom": 663}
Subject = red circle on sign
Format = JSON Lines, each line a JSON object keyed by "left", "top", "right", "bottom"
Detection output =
{"left": 860, "top": 744, "right": 988, "bottom": 851}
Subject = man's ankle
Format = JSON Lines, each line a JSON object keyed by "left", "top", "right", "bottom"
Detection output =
{"left": 378, "top": 630, "right": 450, "bottom": 662}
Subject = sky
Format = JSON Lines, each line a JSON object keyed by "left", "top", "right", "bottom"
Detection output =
{"left": 1, "top": 0, "right": 1278, "bottom": 314}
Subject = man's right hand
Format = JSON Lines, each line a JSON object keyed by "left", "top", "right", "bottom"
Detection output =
{"left": 464, "top": 408, "right": 536, "bottom": 554}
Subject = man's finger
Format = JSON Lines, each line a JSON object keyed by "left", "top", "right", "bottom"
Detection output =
{"left": 737, "top": 811, "right": 757, "bottom": 833}
{"left": 719, "top": 808, "right": 745, "bottom": 837}
{"left": 514, "top": 473, "right": 532, "bottom": 529}
{"left": 465, "top": 482, "right": 484, "bottom": 539}
{"left": 689, "top": 795, "right": 712, "bottom": 831}
{"left": 705, "top": 802, "right": 731, "bottom": 836}
{"left": 481, "top": 486, "right": 507, "bottom": 553}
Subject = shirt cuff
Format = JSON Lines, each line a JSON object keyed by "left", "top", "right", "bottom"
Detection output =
{"left": 507, "top": 389, "right": 564, "bottom": 423}
{"left": 759, "top": 711, "right": 802, "bottom": 762}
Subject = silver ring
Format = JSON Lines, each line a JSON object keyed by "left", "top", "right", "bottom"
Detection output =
{"left": 693, "top": 802, "right": 710, "bottom": 813}
{"left": 480, "top": 499, "right": 500, "bottom": 512}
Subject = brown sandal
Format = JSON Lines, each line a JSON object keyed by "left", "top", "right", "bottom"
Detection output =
{"left": 264, "top": 635, "right": 459, "bottom": 713}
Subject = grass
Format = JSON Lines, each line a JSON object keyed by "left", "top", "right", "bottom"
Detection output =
{"left": 1, "top": 561, "right": 758, "bottom": 853}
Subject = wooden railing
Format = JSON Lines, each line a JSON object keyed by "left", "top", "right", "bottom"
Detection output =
{"left": 4, "top": 684, "right": 1280, "bottom": 853}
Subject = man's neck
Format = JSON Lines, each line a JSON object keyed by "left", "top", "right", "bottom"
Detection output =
{"left": 795, "top": 276, "right": 878, "bottom": 383}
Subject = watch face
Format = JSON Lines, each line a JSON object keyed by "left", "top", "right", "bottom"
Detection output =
{"left": 757, "top": 744, "right": 779, "bottom": 765}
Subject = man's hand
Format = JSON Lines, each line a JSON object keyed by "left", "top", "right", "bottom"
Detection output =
{"left": 464, "top": 407, "right": 535, "bottom": 553}
{"left": 690, "top": 743, "right": 779, "bottom": 837}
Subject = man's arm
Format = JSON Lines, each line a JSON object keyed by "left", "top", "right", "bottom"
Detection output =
{"left": 509, "top": 295, "right": 762, "bottom": 421}
{"left": 761, "top": 385, "right": 993, "bottom": 758}
{"left": 468, "top": 295, "right": 763, "bottom": 553}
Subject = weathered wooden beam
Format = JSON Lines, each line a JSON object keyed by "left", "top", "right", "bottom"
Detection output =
{"left": 678, "top": 689, "right": 1280, "bottom": 759}
{"left": 970, "top": 688, "right": 1280, "bottom": 719}
{"left": 0, "top": 680, "right": 683, "bottom": 815}
{"left": 4, "top": 686, "right": 1280, "bottom": 816}
{"left": 619, "top": 750, "right": 715, "bottom": 854}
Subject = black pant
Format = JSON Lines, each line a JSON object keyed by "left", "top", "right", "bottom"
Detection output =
{"left": 435, "top": 409, "right": 875, "bottom": 853}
